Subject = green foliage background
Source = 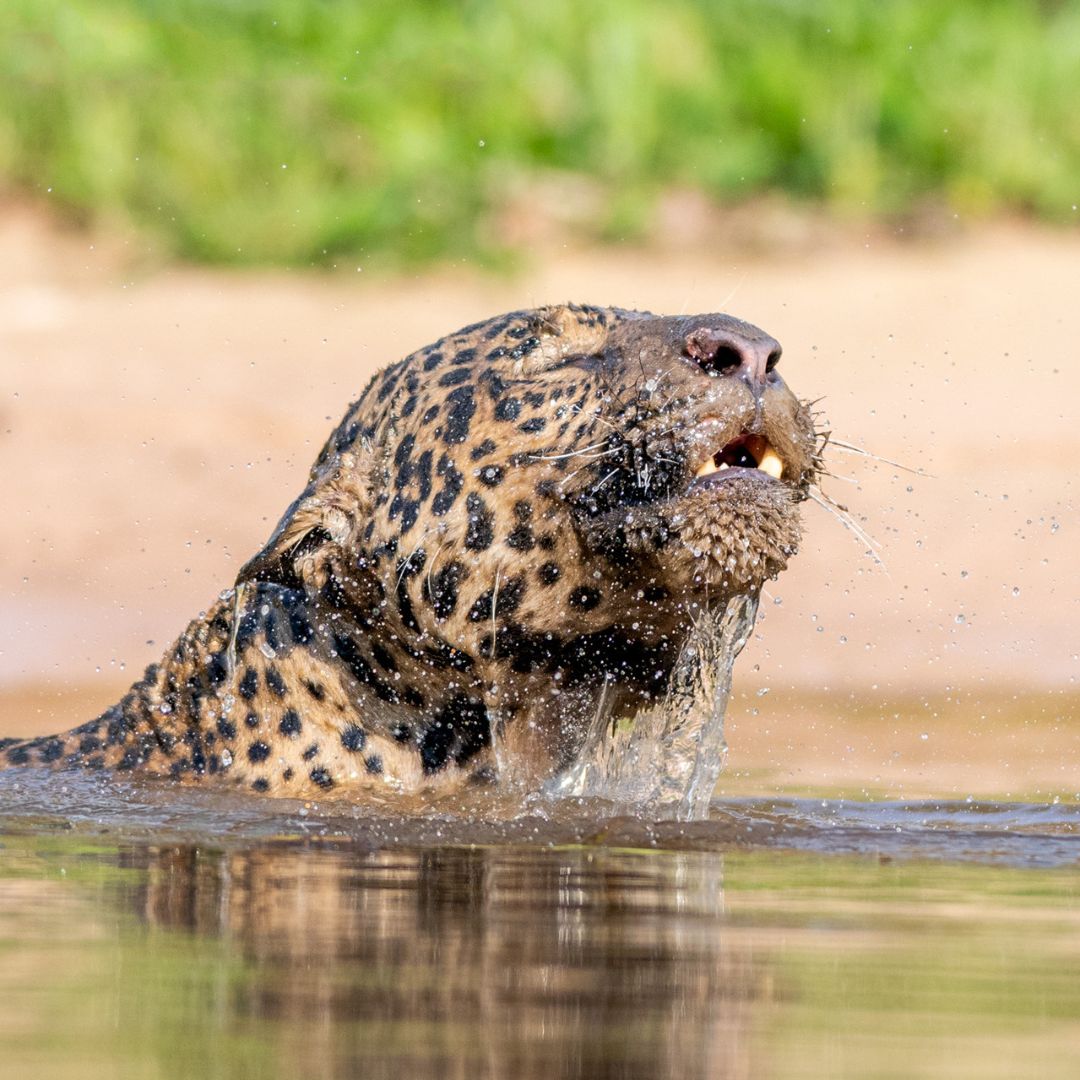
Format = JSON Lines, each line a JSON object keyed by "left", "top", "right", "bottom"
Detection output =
{"left": 1, "top": 0, "right": 1078, "bottom": 266}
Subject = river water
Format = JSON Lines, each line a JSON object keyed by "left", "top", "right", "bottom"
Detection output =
{"left": 1, "top": 771, "right": 1078, "bottom": 1079}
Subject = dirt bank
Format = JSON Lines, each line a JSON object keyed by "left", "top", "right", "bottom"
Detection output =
{"left": 1, "top": 207, "right": 1076, "bottom": 794}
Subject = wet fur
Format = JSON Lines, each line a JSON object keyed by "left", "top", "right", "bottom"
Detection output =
{"left": 2, "top": 305, "right": 818, "bottom": 797}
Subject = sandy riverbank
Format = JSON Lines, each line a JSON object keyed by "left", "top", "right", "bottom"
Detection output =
{"left": 1, "top": 208, "right": 1076, "bottom": 795}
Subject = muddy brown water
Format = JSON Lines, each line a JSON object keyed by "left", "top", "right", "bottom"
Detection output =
{"left": 1, "top": 770, "right": 1078, "bottom": 1080}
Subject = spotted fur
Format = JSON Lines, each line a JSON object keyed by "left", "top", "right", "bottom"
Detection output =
{"left": 3, "top": 305, "right": 819, "bottom": 796}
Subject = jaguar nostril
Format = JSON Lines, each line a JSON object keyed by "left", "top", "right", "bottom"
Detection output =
{"left": 684, "top": 325, "right": 782, "bottom": 389}
{"left": 702, "top": 345, "right": 742, "bottom": 375}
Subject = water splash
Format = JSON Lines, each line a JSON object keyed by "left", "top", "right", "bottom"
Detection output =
{"left": 550, "top": 592, "right": 759, "bottom": 820}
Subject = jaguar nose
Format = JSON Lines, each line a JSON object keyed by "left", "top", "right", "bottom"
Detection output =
{"left": 684, "top": 325, "right": 783, "bottom": 390}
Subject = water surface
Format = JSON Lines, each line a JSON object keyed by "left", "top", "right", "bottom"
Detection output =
{"left": 1, "top": 773, "right": 1078, "bottom": 1078}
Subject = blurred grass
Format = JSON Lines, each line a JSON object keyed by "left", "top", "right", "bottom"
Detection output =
{"left": 1, "top": 0, "right": 1078, "bottom": 267}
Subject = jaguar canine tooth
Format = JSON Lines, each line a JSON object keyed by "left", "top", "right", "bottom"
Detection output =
{"left": 757, "top": 446, "right": 784, "bottom": 479}
{"left": 695, "top": 458, "right": 719, "bottom": 477}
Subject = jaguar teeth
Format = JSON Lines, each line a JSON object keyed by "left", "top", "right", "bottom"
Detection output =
{"left": 757, "top": 446, "right": 784, "bottom": 479}
{"left": 693, "top": 439, "right": 785, "bottom": 479}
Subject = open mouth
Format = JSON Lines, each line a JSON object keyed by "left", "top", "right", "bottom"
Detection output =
{"left": 694, "top": 434, "right": 784, "bottom": 480}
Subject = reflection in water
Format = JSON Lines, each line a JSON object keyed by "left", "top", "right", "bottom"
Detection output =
{"left": 123, "top": 843, "right": 754, "bottom": 1080}
{"left": 3, "top": 830, "right": 1080, "bottom": 1080}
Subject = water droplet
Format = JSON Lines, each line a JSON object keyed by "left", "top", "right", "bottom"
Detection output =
{"left": 954, "top": 614, "right": 966, "bottom": 625}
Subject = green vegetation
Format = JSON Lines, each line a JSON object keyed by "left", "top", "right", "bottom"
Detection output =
{"left": 1, "top": 1, "right": 1078, "bottom": 266}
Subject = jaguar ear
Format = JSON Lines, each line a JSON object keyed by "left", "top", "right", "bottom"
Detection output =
{"left": 235, "top": 490, "right": 341, "bottom": 591}
{"left": 236, "top": 440, "right": 382, "bottom": 594}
